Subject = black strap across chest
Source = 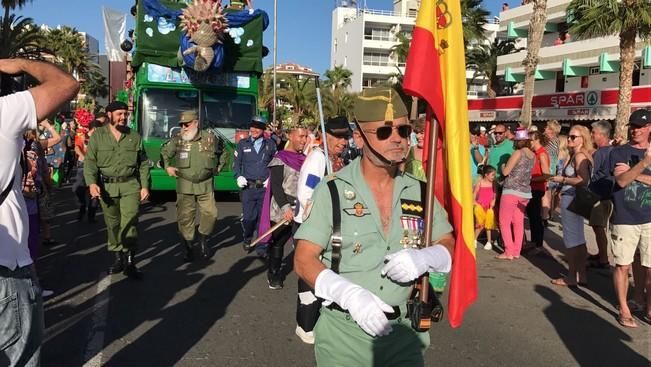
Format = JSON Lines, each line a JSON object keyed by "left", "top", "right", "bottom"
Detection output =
{"left": 0, "top": 176, "right": 14, "bottom": 207}
{"left": 326, "top": 179, "right": 427, "bottom": 274}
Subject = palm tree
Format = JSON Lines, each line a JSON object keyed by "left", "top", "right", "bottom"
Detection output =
{"left": 321, "top": 87, "right": 355, "bottom": 120}
{"left": 80, "top": 64, "right": 108, "bottom": 100}
{"left": 323, "top": 65, "right": 352, "bottom": 91}
{"left": 567, "top": 0, "right": 651, "bottom": 140}
{"left": 390, "top": 31, "right": 411, "bottom": 64}
{"left": 466, "top": 38, "right": 522, "bottom": 98}
{"left": 520, "top": 0, "right": 548, "bottom": 128}
{"left": 461, "top": 0, "right": 490, "bottom": 46}
{"left": 0, "top": 14, "right": 42, "bottom": 59}
{"left": 42, "top": 26, "right": 88, "bottom": 77}
{"left": 276, "top": 75, "right": 317, "bottom": 124}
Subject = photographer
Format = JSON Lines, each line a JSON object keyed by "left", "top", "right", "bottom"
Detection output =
{"left": 0, "top": 58, "right": 78, "bottom": 366}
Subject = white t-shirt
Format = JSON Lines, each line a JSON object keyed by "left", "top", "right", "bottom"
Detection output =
{"left": 295, "top": 146, "right": 327, "bottom": 224}
{"left": 0, "top": 91, "right": 37, "bottom": 270}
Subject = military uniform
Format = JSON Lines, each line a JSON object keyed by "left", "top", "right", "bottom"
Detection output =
{"left": 161, "top": 125, "right": 223, "bottom": 259}
{"left": 294, "top": 88, "right": 454, "bottom": 366}
{"left": 234, "top": 118, "right": 277, "bottom": 246}
{"left": 84, "top": 122, "right": 150, "bottom": 273}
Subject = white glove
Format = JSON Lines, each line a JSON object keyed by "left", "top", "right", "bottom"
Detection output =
{"left": 236, "top": 176, "right": 248, "bottom": 188}
{"left": 315, "top": 269, "right": 394, "bottom": 337}
{"left": 263, "top": 178, "right": 269, "bottom": 188}
{"left": 381, "top": 245, "right": 452, "bottom": 284}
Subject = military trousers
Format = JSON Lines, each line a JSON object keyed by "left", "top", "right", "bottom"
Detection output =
{"left": 176, "top": 192, "right": 218, "bottom": 241}
{"left": 99, "top": 192, "right": 140, "bottom": 252}
{"left": 314, "top": 306, "right": 429, "bottom": 367}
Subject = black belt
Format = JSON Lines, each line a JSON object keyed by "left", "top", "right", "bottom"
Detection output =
{"left": 101, "top": 175, "right": 136, "bottom": 183}
{"left": 327, "top": 303, "right": 402, "bottom": 320}
{"left": 0, "top": 265, "right": 34, "bottom": 279}
{"left": 246, "top": 179, "right": 264, "bottom": 189}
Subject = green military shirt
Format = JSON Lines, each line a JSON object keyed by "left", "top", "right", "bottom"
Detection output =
{"left": 160, "top": 129, "right": 222, "bottom": 195}
{"left": 84, "top": 125, "right": 151, "bottom": 197}
{"left": 294, "top": 158, "right": 453, "bottom": 306}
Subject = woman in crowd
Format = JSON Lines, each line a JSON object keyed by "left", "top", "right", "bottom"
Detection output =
{"left": 549, "top": 125, "right": 593, "bottom": 287}
{"left": 496, "top": 128, "right": 535, "bottom": 260}
{"left": 405, "top": 117, "right": 426, "bottom": 181}
{"left": 526, "top": 130, "right": 550, "bottom": 253}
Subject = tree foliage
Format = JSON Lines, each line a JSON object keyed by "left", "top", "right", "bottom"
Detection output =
{"left": 466, "top": 38, "right": 522, "bottom": 97}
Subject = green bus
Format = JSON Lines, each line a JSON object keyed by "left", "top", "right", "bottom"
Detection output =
{"left": 130, "top": 1, "right": 267, "bottom": 191}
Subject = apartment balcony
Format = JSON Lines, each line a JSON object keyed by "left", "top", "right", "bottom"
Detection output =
{"left": 363, "top": 35, "right": 399, "bottom": 51}
{"left": 498, "top": 0, "right": 571, "bottom": 34}
{"left": 497, "top": 36, "right": 622, "bottom": 75}
{"left": 359, "top": 8, "right": 416, "bottom": 25}
{"left": 362, "top": 62, "right": 406, "bottom": 76}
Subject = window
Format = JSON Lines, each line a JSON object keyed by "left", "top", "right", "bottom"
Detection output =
{"left": 589, "top": 66, "right": 600, "bottom": 75}
{"left": 140, "top": 88, "right": 198, "bottom": 139}
{"left": 363, "top": 52, "right": 391, "bottom": 66}
{"left": 345, "top": 32, "right": 348, "bottom": 43}
{"left": 555, "top": 71, "right": 565, "bottom": 93}
{"left": 202, "top": 93, "right": 255, "bottom": 133}
{"left": 344, "top": 56, "right": 347, "bottom": 67}
{"left": 286, "top": 66, "right": 295, "bottom": 70}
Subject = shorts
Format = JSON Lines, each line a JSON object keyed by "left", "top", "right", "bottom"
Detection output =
{"left": 611, "top": 223, "right": 651, "bottom": 267}
{"left": 473, "top": 205, "right": 496, "bottom": 230}
{"left": 588, "top": 200, "right": 613, "bottom": 227}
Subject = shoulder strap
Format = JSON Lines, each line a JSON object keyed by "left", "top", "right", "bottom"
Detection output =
{"left": 0, "top": 176, "right": 14, "bottom": 206}
{"left": 327, "top": 180, "right": 342, "bottom": 274}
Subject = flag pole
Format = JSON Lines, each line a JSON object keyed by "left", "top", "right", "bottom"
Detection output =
{"left": 420, "top": 108, "right": 439, "bottom": 305}
{"left": 314, "top": 76, "right": 332, "bottom": 174}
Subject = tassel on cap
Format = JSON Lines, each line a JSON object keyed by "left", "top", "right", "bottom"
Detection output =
{"left": 384, "top": 89, "right": 394, "bottom": 122}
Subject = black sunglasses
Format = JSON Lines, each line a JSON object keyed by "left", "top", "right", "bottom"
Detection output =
{"left": 364, "top": 125, "right": 412, "bottom": 140}
{"left": 568, "top": 134, "right": 581, "bottom": 141}
{"left": 179, "top": 122, "right": 192, "bottom": 128}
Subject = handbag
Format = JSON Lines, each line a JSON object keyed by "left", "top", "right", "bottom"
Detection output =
{"left": 567, "top": 186, "right": 600, "bottom": 220}
{"left": 563, "top": 153, "right": 598, "bottom": 220}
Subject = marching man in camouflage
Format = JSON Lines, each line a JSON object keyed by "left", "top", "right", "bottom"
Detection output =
{"left": 162, "top": 110, "right": 223, "bottom": 261}
{"left": 85, "top": 101, "right": 151, "bottom": 279}
{"left": 294, "top": 88, "right": 455, "bottom": 366}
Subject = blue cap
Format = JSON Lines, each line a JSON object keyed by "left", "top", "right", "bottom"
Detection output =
{"left": 249, "top": 115, "right": 267, "bottom": 129}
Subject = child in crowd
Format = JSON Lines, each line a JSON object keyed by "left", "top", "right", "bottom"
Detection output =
{"left": 474, "top": 165, "right": 497, "bottom": 250}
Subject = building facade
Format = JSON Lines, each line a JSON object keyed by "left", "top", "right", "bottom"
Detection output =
{"left": 331, "top": 0, "right": 498, "bottom": 96}
{"left": 469, "top": 0, "right": 651, "bottom": 123}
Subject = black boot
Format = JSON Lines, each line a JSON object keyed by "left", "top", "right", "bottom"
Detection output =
{"left": 267, "top": 245, "right": 284, "bottom": 290}
{"left": 182, "top": 239, "right": 194, "bottom": 262}
{"left": 199, "top": 234, "right": 212, "bottom": 259}
{"left": 108, "top": 252, "right": 125, "bottom": 274}
{"left": 123, "top": 251, "right": 143, "bottom": 279}
{"left": 88, "top": 206, "right": 97, "bottom": 223}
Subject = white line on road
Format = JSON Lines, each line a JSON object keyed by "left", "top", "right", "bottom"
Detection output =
{"left": 83, "top": 272, "right": 111, "bottom": 367}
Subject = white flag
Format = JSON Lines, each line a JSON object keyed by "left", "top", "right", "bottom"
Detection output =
{"left": 102, "top": 6, "right": 126, "bottom": 62}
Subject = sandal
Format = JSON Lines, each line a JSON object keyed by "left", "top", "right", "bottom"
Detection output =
{"left": 495, "top": 254, "right": 513, "bottom": 260}
{"left": 617, "top": 316, "right": 638, "bottom": 328}
{"left": 551, "top": 278, "right": 577, "bottom": 287}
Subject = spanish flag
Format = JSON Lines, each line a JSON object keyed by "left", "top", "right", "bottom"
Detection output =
{"left": 403, "top": 0, "right": 477, "bottom": 328}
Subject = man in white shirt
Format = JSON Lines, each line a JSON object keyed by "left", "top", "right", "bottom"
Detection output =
{"left": 0, "top": 59, "right": 78, "bottom": 366}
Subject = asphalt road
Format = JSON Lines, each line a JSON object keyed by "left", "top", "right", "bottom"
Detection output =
{"left": 38, "top": 187, "right": 650, "bottom": 367}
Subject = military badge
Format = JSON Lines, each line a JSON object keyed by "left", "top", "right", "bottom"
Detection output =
{"left": 344, "top": 202, "right": 371, "bottom": 217}
{"left": 343, "top": 190, "right": 356, "bottom": 200}
{"left": 353, "top": 243, "right": 363, "bottom": 254}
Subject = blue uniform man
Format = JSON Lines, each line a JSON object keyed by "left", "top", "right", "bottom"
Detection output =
{"left": 234, "top": 116, "right": 277, "bottom": 249}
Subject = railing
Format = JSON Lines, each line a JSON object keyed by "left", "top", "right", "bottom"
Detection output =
{"left": 359, "top": 8, "right": 416, "bottom": 18}
{"left": 364, "top": 35, "right": 396, "bottom": 42}
{"left": 363, "top": 61, "right": 406, "bottom": 67}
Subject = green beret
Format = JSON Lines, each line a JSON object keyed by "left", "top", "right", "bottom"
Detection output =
{"left": 179, "top": 110, "right": 198, "bottom": 123}
{"left": 354, "top": 88, "right": 408, "bottom": 123}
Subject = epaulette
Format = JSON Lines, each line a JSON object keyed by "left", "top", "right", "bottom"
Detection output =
{"left": 325, "top": 173, "right": 337, "bottom": 181}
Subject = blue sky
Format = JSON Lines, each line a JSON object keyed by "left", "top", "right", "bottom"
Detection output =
{"left": 16, "top": 0, "right": 505, "bottom": 75}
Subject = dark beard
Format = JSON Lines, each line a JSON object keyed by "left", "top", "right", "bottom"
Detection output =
{"left": 115, "top": 124, "right": 129, "bottom": 133}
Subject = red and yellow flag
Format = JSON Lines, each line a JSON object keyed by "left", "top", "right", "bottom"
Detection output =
{"left": 403, "top": 0, "right": 477, "bottom": 328}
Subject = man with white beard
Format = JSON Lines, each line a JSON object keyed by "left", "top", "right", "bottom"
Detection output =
{"left": 162, "top": 110, "right": 224, "bottom": 261}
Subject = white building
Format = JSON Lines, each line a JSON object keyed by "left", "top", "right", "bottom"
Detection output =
{"left": 468, "top": 0, "right": 651, "bottom": 123}
{"left": 331, "top": 0, "right": 499, "bottom": 96}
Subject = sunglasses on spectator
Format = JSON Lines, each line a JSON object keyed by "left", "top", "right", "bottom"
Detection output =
{"left": 569, "top": 135, "right": 581, "bottom": 141}
{"left": 179, "top": 122, "right": 193, "bottom": 127}
{"left": 364, "top": 125, "right": 412, "bottom": 140}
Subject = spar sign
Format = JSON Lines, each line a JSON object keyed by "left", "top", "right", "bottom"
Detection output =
{"left": 533, "top": 91, "right": 599, "bottom": 108}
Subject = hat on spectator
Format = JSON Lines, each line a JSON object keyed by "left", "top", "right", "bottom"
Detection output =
{"left": 179, "top": 110, "right": 198, "bottom": 123}
{"left": 480, "top": 126, "right": 486, "bottom": 132}
{"left": 628, "top": 109, "right": 650, "bottom": 127}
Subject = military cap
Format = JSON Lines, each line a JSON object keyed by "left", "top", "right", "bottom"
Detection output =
{"left": 354, "top": 87, "right": 408, "bottom": 123}
{"left": 325, "top": 116, "right": 351, "bottom": 137}
{"left": 249, "top": 115, "right": 267, "bottom": 129}
{"left": 179, "top": 110, "right": 198, "bottom": 123}
{"left": 105, "top": 101, "right": 128, "bottom": 113}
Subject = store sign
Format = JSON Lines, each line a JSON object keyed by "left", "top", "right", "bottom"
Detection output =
{"left": 480, "top": 111, "right": 495, "bottom": 118}
{"left": 567, "top": 108, "right": 590, "bottom": 116}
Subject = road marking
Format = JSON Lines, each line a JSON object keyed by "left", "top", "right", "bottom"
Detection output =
{"left": 82, "top": 273, "right": 111, "bottom": 367}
